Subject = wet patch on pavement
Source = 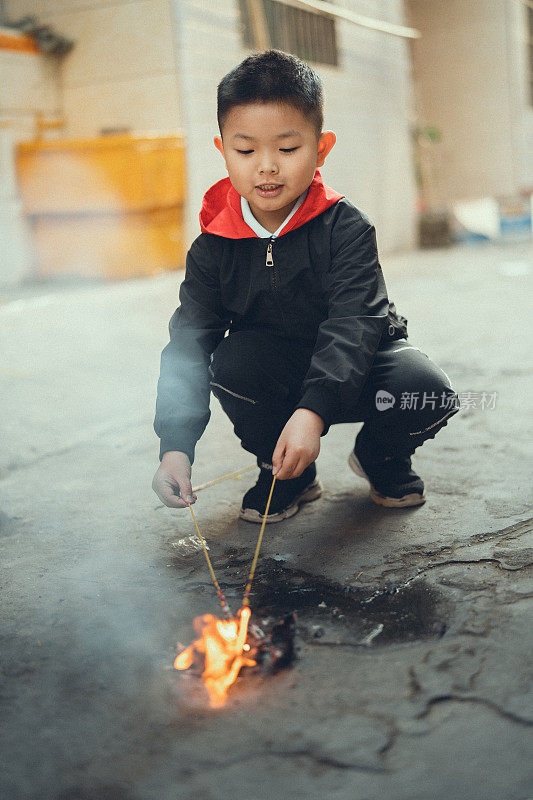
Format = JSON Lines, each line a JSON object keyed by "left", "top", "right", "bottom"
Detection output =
{"left": 179, "top": 551, "right": 450, "bottom": 650}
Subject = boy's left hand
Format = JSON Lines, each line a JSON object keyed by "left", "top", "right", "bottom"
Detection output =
{"left": 272, "top": 409, "right": 324, "bottom": 480}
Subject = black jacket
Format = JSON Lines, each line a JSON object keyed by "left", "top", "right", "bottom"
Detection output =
{"left": 154, "top": 170, "right": 408, "bottom": 462}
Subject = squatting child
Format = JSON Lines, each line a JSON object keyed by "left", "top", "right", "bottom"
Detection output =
{"left": 152, "top": 50, "right": 460, "bottom": 522}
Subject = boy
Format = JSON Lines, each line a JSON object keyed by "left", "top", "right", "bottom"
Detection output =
{"left": 152, "top": 50, "right": 460, "bottom": 523}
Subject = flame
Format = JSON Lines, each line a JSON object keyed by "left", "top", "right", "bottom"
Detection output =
{"left": 174, "top": 606, "right": 256, "bottom": 707}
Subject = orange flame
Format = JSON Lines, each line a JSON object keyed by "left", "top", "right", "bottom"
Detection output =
{"left": 174, "top": 606, "right": 256, "bottom": 707}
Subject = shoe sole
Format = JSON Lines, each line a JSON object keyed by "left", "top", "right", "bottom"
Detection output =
{"left": 348, "top": 451, "right": 426, "bottom": 508}
{"left": 239, "top": 479, "right": 323, "bottom": 524}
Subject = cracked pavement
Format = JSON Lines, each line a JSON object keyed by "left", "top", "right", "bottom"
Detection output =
{"left": 1, "top": 242, "right": 532, "bottom": 800}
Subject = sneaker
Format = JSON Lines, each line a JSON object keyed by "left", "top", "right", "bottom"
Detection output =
{"left": 239, "top": 462, "right": 322, "bottom": 523}
{"left": 348, "top": 438, "right": 426, "bottom": 508}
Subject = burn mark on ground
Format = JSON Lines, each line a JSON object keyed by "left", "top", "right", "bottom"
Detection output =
{"left": 249, "top": 559, "right": 447, "bottom": 647}
{"left": 182, "top": 554, "right": 449, "bottom": 650}
{"left": 170, "top": 522, "right": 531, "bottom": 733}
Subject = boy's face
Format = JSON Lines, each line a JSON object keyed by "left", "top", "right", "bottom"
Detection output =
{"left": 214, "top": 102, "right": 335, "bottom": 233}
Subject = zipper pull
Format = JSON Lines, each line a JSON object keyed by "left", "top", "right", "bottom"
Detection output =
{"left": 265, "top": 240, "right": 274, "bottom": 267}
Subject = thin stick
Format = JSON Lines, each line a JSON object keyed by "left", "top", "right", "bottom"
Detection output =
{"left": 192, "top": 463, "right": 255, "bottom": 493}
{"left": 242, "top": 475, "right": 277, "bottom": 607}
{"left": 187, "top": 503, "right": 232, "bottom": 618}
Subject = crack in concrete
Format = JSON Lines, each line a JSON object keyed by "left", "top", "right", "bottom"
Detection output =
{"left": 400, "top": 556, "right": 533, "bottom": 587}
{"left": 408, "top": 664, "right": 422, "bottom": 697}
{"left": 355, "top": 518, "right": 533, "bottom": 588}
{"left": 468, "top": 518, "right": 533, "bottom": 547}
{"left": 377, "top": 725, "right": 401, "bottom": 760}
{"left": 467, "top": 651, "right": 489, "bottom": 691}
{"left": 266, "top": 748, "right": 389, "bottom": 773}
{"left": 414, "top": 694, "right": 533, "bottom": 728}
{"left": 186, "top": 742, "right": 392, "bottom": 775}
{"left": 401, "top": 640, "right": 533, "bottom": 734}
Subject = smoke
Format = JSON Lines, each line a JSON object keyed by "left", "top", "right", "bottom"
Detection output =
{"left": 0, "top": 522, "right": 199, "bottom": 799}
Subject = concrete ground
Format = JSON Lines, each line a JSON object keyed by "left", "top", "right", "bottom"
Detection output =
{"left": 1, "top": 241, "right": 532, "bottom": 800}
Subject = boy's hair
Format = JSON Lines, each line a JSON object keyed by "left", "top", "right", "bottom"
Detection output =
{"left": 217, "top": 49, "right": 324, "bottom": 139}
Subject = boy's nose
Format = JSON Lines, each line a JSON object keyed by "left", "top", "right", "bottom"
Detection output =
{"left": 258, "top": 161, "right": 279, "bottom": 175}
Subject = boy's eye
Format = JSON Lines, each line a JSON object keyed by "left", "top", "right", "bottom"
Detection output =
{"left": 235, "top": 147, "right": 298, "bottom": 155}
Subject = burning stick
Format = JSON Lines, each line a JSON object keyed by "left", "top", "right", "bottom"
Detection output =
{"left": 242, "top": 475, "right": 277, "bottom": 607}
{"left": 187, "top": 502, "right": 232, "bottom": 619}
{"left": 174, "top": 606, "right": 257, "bottom": 707}
{"left": 173, "top": 607, "right": 297, "bottom": 707}
{"left": 174, "top": 475, "right": 283, "bottom": 707}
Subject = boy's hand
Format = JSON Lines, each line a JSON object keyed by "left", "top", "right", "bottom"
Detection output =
{"left": 272, "top": 409, "right": 324, "bottom": 480}
{"left": 152, "top": 451, "right": 197, "bottom": 508}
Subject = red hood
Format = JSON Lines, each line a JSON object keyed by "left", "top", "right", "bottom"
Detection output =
{"left": 199, "top": 169, "right": 344, "bottom": 239}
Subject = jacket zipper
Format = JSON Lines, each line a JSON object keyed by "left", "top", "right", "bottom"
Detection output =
{"left": 266, "top": 237, "right": 277, "bottom": 292}
{"left": 265, "top": 239, "right": 274, "bottom": 267}
{"left": 265, "top": 236, "right": 288, "bottom": 335}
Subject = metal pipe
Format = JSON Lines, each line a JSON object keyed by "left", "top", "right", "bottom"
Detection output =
{"left": 274, "top": 0, "right": 420, "bottom": 40}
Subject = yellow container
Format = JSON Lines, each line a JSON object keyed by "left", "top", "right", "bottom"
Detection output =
{"left": 16, "top": 133, "right": 186, "bottom": 279}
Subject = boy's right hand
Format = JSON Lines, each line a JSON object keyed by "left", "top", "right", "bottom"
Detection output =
{"left": 152, "top": 451, "right": 197, "bottom": 509}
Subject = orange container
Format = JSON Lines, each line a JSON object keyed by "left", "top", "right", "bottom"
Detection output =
{"left": 16, "top": 133, "right": 186, "bottom": 279}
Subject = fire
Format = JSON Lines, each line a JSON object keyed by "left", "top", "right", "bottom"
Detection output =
{"left": 174, "top": 606, "right": 256, "bottom": 707}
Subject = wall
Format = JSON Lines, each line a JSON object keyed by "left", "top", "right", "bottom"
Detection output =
{"left": 0, "top": 31, "right": 60, "bottom": 284}
{"left": 2, "top": 0, "right": 184, "bottom": 285}
{"left": 407, "top": 0, "right": 530, "bottom": 204}
{"left": 511, "top": 0, "right": 533, "bottom": 190}
{"left": 321, "top": 0, "right": 417, "bottom": 251}
{"left": 4, "top": 0, "right": 183, "bottom": 136}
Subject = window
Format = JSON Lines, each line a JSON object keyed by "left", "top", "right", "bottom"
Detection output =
{"left": 238, "top": 0, "right": 338, "bottom": 67}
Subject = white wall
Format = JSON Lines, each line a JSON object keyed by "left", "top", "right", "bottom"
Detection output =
{"left": 407, "top": 0, "right": 530, "bottom": 203}
{"left": 0, "top": 39, "right": 60, "bottom": 285}
{"left": 511, "top": 0, "right": 533, "bottom": 190}
{"left": 320, "top": 0, "right": 417, "bottom": 251}
{"left": 4, "top": 0, "right": 183, "bottom": 136}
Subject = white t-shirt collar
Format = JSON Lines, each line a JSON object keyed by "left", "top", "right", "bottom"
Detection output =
{"left": 241, "top": 188, "right": 308, "bottom": 239}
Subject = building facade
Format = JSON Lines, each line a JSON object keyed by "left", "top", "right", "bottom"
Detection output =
{"left": 1, "top": 0, "right": 532, "bottom": 286}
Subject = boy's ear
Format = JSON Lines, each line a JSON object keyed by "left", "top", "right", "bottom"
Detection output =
{"left": 316, "top": 131, "right": 336, "bottom": 167}
{"left": 214, "top": 136, "right": 229, "bottom": 172}
{"left": 214, "top": 135, "right": 225, "bottom": 159}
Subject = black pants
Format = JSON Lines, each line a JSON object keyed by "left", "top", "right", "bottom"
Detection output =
{"left": 209, "top": 330, "right": 460, "bottom": 464}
